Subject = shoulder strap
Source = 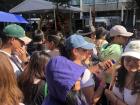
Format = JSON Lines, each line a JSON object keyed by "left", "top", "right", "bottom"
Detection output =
{"left": 104, "top": 43, "right": 110, "bottom": 49}
{"left": 0, "top": 51, "right": 23, "bottom": 72}
{"left": 10, "top": 55, "right": 23, "bottom": 72}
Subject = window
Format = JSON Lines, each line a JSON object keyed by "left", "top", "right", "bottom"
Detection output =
{"left": 96, "top": 0, "right": 106, "bottom": 3}
{"left": 83, "top": 0, "right": 95, "bottom": 4}
{"left": 107, "top": 0, "right": 117, "bottom": 2}
{"left": 71, "top": 0, "right": 80, "bottom": 5}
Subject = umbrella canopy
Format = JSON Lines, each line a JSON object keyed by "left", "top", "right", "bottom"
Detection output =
{"left": 58, "top": 6, "right": 81, "bottom": 12}
{"left": 0, "top": 11, "right": 28, "bottom": 23}
{"left": 9, "top": 0, "right": 81, "bottom": 13}
{"left": 9, "top": 0, "right": 55, "bottom": 13}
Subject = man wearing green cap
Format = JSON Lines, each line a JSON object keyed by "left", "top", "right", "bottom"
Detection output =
{"left": 0, "top": 24, "right": 31, "bottom": 77}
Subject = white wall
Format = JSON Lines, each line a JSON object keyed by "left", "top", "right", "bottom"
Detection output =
{"left": 118, "top": 0, "right": 132, "bottom": 2}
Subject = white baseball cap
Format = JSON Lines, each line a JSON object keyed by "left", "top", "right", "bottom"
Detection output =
{"left": 122, "top": 40, "right": 140, "bottom": 59}
{"left": 110, "top": 25, "right": 133, "bottom": 37}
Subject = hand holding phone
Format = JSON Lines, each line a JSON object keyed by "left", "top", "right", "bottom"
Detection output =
{"left": 98, "top": 59, "right": 116, "bottom": 72}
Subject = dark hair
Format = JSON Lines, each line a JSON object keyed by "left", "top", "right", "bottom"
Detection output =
{"left": 27, "top": 43, "right": 48, "bottom": 56}
{"left": 32, "top": 30, "right": 44, "bottom": 42}
{"left": 47, "top": 35, "right": 61, "bottom": 48}
{"left": 0, "top": 31, "right": 11, "bottom": 44}
{"left": 116, "top": 57, "right": 140, "bottom": 95}
{"left": 58, "top": 38, "right": 73, "bottom": 59}
{"left": 18, "top": 51, "right": 50, "bottom": 103}
{"left": 105, "top": 34, "right": 114, "bottom": 43}
{"left": 96, "top": 27, "right": 107, "bottom": 39}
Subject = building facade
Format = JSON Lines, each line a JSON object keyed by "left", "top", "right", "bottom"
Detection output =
{"left": 72, "top": 0, "right": 136, "bottom": 29}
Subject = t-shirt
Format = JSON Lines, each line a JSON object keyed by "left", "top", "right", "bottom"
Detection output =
{"left": 98, "top": 44, "right": 123, "bottom": 83}
{"left": 99, "top": 43, "right": 123, "bottom": 63}
{"left": 81, "top": 69, "right": 95, "bottom": 88}
{"left": 23, "top": 80, "right": 47, "bottom": 105}
{"left": 113, "top": 86, "right": 138, "bottom": 105}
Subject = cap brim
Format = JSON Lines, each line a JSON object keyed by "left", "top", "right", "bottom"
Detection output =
{"left": 19, "top": 36, "right": 32, "bottom": 45}
{"left": 120, "top": 32, "right": 133, "bottom": 37}
{"left": 80, "top": 42, "right": 95, "bottom": 50}
{"left": 122, "top": 51, "right": 140, "bottom": 59}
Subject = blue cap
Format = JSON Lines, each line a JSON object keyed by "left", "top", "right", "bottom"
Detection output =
{"left": 66, "top": 34, "right": 95, "bottom": 50}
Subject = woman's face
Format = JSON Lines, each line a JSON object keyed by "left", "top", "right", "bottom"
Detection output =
{"left": 74, "top": 48, "right": 89, "bottom": 61}
{"left": 123, "top": 56, "right": 140, "bottom": 72}
{"left": 78, "top": 48, "right": 93, "bottom": 64}
{"left": 46, "top": 41, "right": 54, "bottom": 50}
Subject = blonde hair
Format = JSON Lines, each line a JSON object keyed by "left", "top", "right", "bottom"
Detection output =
{"left": 0, "top": 53, "right": 23, "bottom": 105}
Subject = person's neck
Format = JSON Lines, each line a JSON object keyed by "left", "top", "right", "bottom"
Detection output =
{"left": 73, "top": 59, "right": 83, "bottom": 66}
{"left": 110, "top": 41, "right": 118, "bottom": 44}
{"left": 1, "top": 48, "right": 12, "bottom": 54}
{"left": 52, "top": 48, "right": 59, "bottom": 51}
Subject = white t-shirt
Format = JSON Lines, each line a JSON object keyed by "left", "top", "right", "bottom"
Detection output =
{"left": 19, "top": 103, "right": 25, "bottom": 105}
{"left": 113, "top": 86, "right": 138, "bottom": 105}
{"left": 81, "top": 69, "right": 95, "bottom": 88}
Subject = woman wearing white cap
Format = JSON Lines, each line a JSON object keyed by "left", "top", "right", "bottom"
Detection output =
{"left": 105, "top": 40, "right": 140, "bottom": 105}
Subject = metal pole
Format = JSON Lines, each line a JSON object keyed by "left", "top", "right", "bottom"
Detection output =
{"left": 54, "top": 9, "right": 57, "bottom": 31}
{"left": 133, "top": 8, "right": 136, "bottom": 27}
{"left": 89, "top": 7, "right": 95, "bottom": 32}
{"left": 80, "top": 0, "right": 83, "bottom": 19}
{"left": 121, "top": 5, "right": 124, "bottom": 22}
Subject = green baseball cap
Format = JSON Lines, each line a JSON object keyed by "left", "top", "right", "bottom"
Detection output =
{"left": 3, "top": 24, "right": 31, "bottom": 44}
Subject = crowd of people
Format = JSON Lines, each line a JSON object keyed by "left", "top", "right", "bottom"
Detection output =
{"left": 0, "top": 23, "right": 139, "bottom": 105}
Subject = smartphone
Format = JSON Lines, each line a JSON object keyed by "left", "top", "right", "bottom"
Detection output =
{"left": 111, "top": 59, "right": 116, "bottom": 64}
